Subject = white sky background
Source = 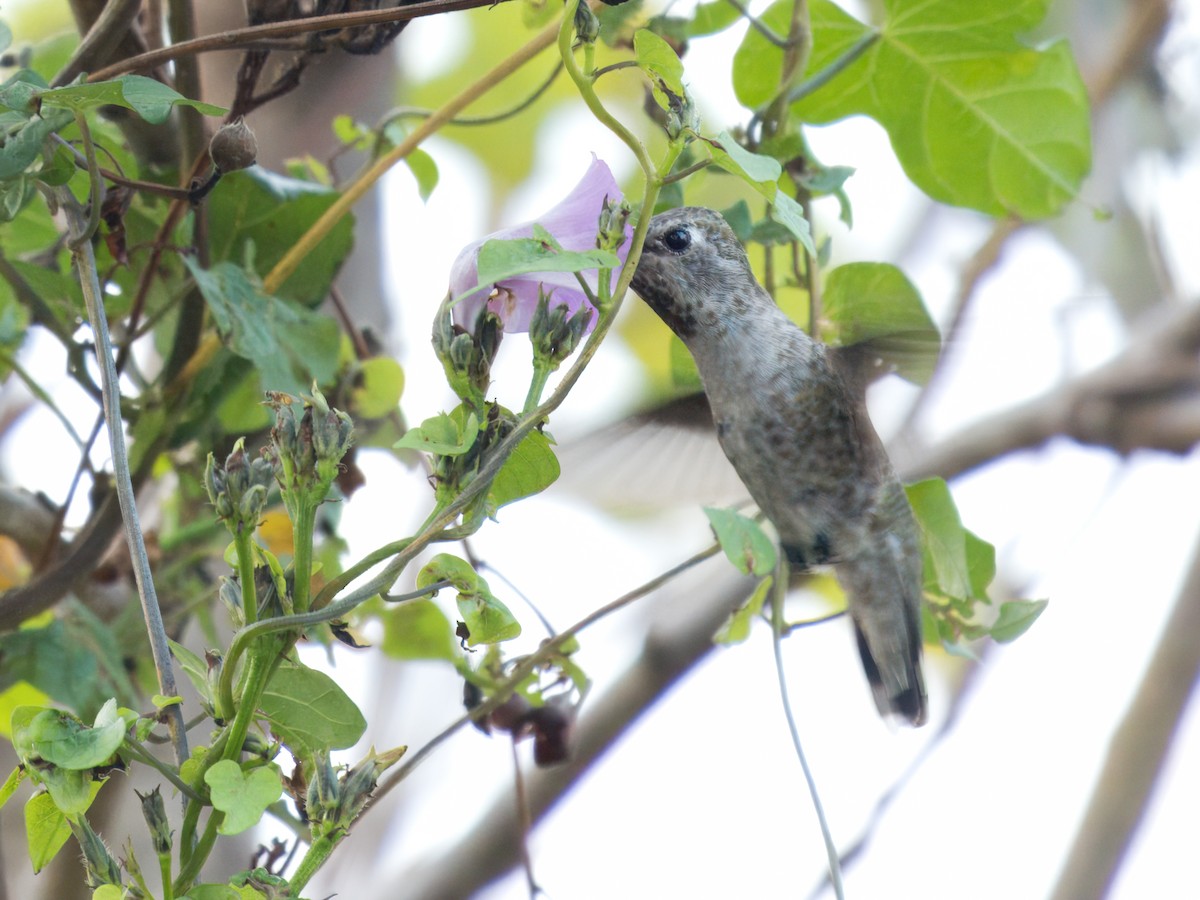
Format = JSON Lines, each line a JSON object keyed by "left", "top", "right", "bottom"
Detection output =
{"left": 0, "top": 1, "right": 1197, "bottom": 898}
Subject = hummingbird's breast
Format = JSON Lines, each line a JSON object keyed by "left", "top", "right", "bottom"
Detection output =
{"left": 695, "top": 323, "right": 878, "bottom": 563}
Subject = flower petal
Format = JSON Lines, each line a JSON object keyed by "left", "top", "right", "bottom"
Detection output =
{"left": 448, "top": 156, "right": 631, "bottom": 334}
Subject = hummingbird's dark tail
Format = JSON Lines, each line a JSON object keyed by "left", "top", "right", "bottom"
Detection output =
{"left": 854, "top": 623, "right": 927, "bottom": 726}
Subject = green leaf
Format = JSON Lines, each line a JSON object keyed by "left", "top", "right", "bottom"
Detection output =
{"left": 186, "top": 259, "right": 339, "bottom": 395}
{"left": 41, "top": 767, "right": 100, "bottom": 816}
{"left": 12, "top": 701, "right": 125, "bottom": 769}
{"left": 180, "top": 885, "right": 243, "bottom": 900}
{"left": 0, "top": 613, "right": 134, "bottom": 716}
{"left": 687, "top": 0, "right": 742, "bottom": 37}
{"left": 394, "top": 410, "right": 478, "bottom": 455}
{"left": 36, "top": 142, "right": 76, "bottom": 186}
{"left": 259, "top": 660, "right": 367, "bottom": 756}
{"left": 488, "top": 429, "right": 559, "bottom": 512}
{"left": 705, "top": 129, "right": 782, "bottom": 196}
{"left": 37, "top": 75, "right": 225, "bottom": 123}
{"left": 769, "top": 193, "right": 815, "bottom": 256}
{"left": 0, "top": 680, "right": 47, "bottom": 738}
{"left": 169, "top": 640, "right": 212, "bottom": 704}
{"left": 465, "top": 238, "right": 619, "bottom": 302}
{"left": 207, "top": 168, "right": 355, "bottom": 306}
{"left": 24, "top": 791, "right": 72, "bottom": 873}
{"left": 990, "top": 599, "right": 1048, "bottom": 643}
{"left": 93, "top": 886, "right": 126, "bottom": 900}
{"left": 634, "top": 28, "right": 685, "bottom": 96}
{"left": 381, "top": 599, "right": 458, "bottom": 662}
{"left": 352, "top": 357, "right": 405, "bottom": 418}
{"left": 456, "top": 586, "right": 521, "bottom": 646}
{"left": 405, "top": 148, "right": 439, "bottom": 202}
{"left": 789, "top": 0, "right": 1091, "bottom": 218}
{"left": 0, "top": 103, "right": 72, "bottom": 180}
{"left": 418, "top": 555, "right": 520, "bottom": 645}
{"left": 668, "top": 335, "right": 702, "bottom": 390}
{"left": 731, "top": 0, "right": 793, "bottom": 108}
{"left": 417, "top": 554, "right": 479, "bottom": 593}
{"left": 715, "top": 576, "right": 773, "bottom": 644}
{"left": 204, "top": 761, "right": 282, "bottom": 835}
{"left": 0, "top": 766, "right": 25, "bottom": 810}
{"left": 907, "top": 478, "right": 972, "bottom": 600}
{"left": 820, "top": 262, "right": 941, "bottom": 384}
{"left": 704, "top": 507, "right": 777, "bottom": 576}
{"left": 964, "top": 528, "right": 997, "bottom": 599}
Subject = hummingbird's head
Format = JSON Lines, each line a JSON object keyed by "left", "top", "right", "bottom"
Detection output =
{"left": 631, "top": 207, "right": 762, "bottom": 340}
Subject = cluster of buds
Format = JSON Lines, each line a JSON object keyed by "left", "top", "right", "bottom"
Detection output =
{"left": 265, "top": 387, "right": 354, "bottom": 513}
{"left": 303, "top": 748, "right": 407, "bottom": 840}
{"left": 597, "top": 197, "right": 633, "bottom": 255}
{"left": 430, "top": 402, "right": 516, "bottom": 515}
{"left": 529, "top": 288, "right": 593, "bottom": 370}
{"left": 204, "top": 437, "right": 275, "bottom": 537}
{"left": 432, "top": 301, "right": 503, "bottom": 409}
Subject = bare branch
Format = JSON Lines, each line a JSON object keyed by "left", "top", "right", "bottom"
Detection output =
{"left": 1048, "top": 527, "right": 1200, "bottom": 900}
{"left": 896, "top": 300, "right": 1200, "bottom": 482}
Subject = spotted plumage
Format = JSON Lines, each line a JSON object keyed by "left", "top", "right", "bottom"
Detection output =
{"left": 631, "top": 207, "right": 927, "bottom": 725}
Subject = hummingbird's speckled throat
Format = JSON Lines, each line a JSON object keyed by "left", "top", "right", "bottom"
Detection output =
{"left": 631, "top": 207, "right": 928, "bottom": 726}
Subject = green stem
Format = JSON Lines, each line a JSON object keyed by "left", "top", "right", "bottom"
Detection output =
{"left": 122, "top": 739, "right": 204, "bottom": 802}
{"left": 761, "top": 0, "right": 811, "bottom": 140}
{"left": 290, "top": 501, "right": 317, "bottom": 615}
{"left": 288, "top": 833, "right": 337, "bottom": 895}
{"left": 558, "top": 0, "right": 654, "bottom": 177}
{"left": 523, "top": 360, "right": 554, "bottom": 415}
{"left": 159, "top": 851, "right": 174, "bottom": 900}
{"left": 68, "top": 112, "right": 103, "bottom": 249}
{"left": 173, "top": 810, "right": 222, "bottom": 894}
{"left": 220, "top": 646, "right": 275, "bottom": 761}
{"left": 233, "top": 526, "right": 258, "bottom": 626}
{"left": 784, "top": 31, "right": 879, "bottom": 106}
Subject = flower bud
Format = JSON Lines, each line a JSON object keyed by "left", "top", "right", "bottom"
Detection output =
{"left": 305, "top": 752, "right": 340, "bottom": 825}
{"left": 574, "top": 1, "right": 600, "bottom": 44}
{"left": 432, "top": 300, "right": 504, "bottom": 407}
{"left": 597, "top": 198, "right": 633, "bottom": 253}
{"left": 136, "top": 787, "right": 172, "bottom": 856}
{"left": 331, "top": 747, "right": 407, "bottom": 831}
{"left": 209, "top": 117, "right": 258, "bottom": 174}
{"left": 68, "top": 816, "right": 122, "bottom": 888}
{"left": 530, "top": 289, "right": 592, "bottom": 367}
{"left": 205, "top": 438, "right": 275, "bottom": 536}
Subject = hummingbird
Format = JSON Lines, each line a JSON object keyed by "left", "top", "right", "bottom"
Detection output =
{"left": 630, "top": 206, "right": 927, "bottom": 726}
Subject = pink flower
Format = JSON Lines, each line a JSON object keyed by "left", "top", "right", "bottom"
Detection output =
{"left": 448, "top": 157, "right": 632, "bottom": 333}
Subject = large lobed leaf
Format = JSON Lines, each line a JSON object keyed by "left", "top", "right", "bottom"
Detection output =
{"left": 738, "top": 0, "right": 1091, "bottom": 219}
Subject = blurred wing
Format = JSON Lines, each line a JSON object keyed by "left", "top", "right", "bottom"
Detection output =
{"left": 551, "top": 394, "right": 749, "bottom": 513}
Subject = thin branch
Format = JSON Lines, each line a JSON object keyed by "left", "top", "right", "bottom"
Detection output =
{"left": 1049, "top": 525, "right": 1200, "bottom": 900}
{"left": 52, "top": 0, "right": 143, "bottom": 87}
{"left": 894, "top": 300, "right": 1200, "bottom": 482}
{"left": 60, "top": 185, "right": 189, "bottom": 769}
{"left": 87, "top": 0, "right": 516, "bottom": 82}
{"left": 772, "top": 565, "right": 843, "bottom": 899}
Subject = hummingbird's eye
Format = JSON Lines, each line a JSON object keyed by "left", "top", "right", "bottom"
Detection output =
{"left": 662, "top": 228, "right": 691, "bottom": 253}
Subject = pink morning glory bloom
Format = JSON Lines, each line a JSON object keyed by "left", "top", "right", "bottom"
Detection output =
{"left": 447, "top": 157, "right": 632, "bottom": 333}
